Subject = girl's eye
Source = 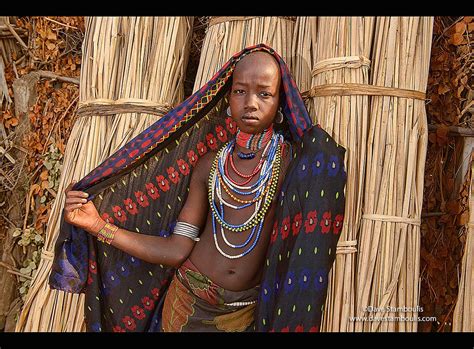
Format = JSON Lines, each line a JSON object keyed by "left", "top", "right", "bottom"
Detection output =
{"left": 261, "top": 92, "right": 272, "bottom": 97}
{"left": 233, "top": 89, "right": 244, "bottom": 94}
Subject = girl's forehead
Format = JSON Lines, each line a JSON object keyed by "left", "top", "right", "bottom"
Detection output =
{"left": 233, "top": 54, "right": 281, "bottom": 85}
{"left": 235, "top": 51, "right": 279, "bottom": 71}
{"left": 232, "top": 69, "right": 279, "bottom": 86}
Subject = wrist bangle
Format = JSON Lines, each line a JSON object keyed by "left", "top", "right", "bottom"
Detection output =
{"left": 97, "top": 223, "right": 119, "bottom": 245}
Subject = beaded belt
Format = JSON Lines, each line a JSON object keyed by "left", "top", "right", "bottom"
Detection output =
{"left": 224, "top": 300, "right": 257, "bottom": 307}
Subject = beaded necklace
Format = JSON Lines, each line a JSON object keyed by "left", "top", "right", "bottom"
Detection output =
{"left": 208, "top": 131, "right": 283, "bottom": 259}
{"left": 217, "top": 134, "right": 278, "bottom": 193}
{"left": 224, "top": 138, "right": 272, "bottom": 186}
{"left": 235, "top": 125, "right": 274, "bottom": 159}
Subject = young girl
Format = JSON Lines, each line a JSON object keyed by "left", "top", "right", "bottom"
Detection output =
{"left": 64, "top": 51, "right": 291, "bottom": 331}
{"left": 52, "top": 44, "right": 346, "bottom": 332}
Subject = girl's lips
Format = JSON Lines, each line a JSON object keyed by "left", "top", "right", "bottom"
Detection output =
{"left": 241, "top": 116, "right": 259, "bottom": 125}
{"left": 242, "top": 114, "right": 258, "bottom": 119}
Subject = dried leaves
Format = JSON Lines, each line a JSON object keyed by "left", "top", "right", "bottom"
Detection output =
{"left": 420, "top": 16, "right": 473, "bottom": 333}
{"left": 449, "top": 17, "right": 473, "bottom": 46}
{"left": 0, "top": 64, "right": 17, "bottom": 129}
{"left": 427, "top": 16, "right": 473, "bottom": 126}
{"left": 29, "top": 17, "right": 84, "bottom": 73}
{"left": 1, "top": 16, "right": 84, "bottom": 306}
{"left": 17, "top": 16, "right": 83, "bottom": 234}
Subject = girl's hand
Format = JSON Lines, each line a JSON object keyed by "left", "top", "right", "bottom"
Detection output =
{"left": 64, "top": 180, "right": 104, "bottom": 236}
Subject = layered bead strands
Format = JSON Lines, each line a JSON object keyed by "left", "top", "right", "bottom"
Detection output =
{"left": 208, "top": 132, "right": 283, "bottom": 259}
{"left": 225, "top": 138, "right": 273, "bottom": 186}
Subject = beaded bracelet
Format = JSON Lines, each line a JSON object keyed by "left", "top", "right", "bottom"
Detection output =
{"left": 97, "top": 222, "right": 119, "bottom": 245}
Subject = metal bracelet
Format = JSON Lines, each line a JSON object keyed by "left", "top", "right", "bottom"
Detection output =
{"left": 172, "top": 221, "right": 201, "bottom": 242}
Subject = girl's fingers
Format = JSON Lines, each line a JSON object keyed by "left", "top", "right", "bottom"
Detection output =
{"left": 65, "top": 180, "right": 89, "bottom": 199}
{"left": 65, "top": 203, "right": 83, "bottom": 211}
{"left": 66, "top": 190, "right": 89, "bottom": 198}
{"left": 65, "top": 197, "right": 88, "bottom": 204}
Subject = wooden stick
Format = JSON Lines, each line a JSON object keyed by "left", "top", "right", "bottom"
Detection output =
{"left": 427, "top": 124, "right": 474, "bottom": 137}
{"left": 5, "top": 22, "right": 28, "bottom": 50}
{"left": 43, "top": 17, "right": 79, "bottom": 30}
{"left": 0, "top": 261, "right": 33, "bottom": 280}
{"left": 0, "top": 145, "right": 16, "bottom": 164}
{"left": 37, "top": 70, "right": 80, "bottom": 85}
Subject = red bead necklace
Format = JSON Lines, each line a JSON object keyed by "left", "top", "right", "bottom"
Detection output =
{"left": 224, "top": 126, "right": 275, "bottom": 186}
{"left": 225, "top": 152, "right": 264, "bottom": 185}
{"left": 236, "top": 125, "right": 274, "bottom": 151}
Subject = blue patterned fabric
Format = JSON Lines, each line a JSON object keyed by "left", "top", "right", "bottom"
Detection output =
{"left": 254, "top": 125, "right": 346, "bottom": 332}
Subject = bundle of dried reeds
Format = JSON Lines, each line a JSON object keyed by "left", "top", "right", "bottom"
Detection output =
{"left": 294, "top": 17, "right": 433, "bottom": 332}
{"left": 294, "top": 16, "right": 375, "bottom": 332}
{"left": 193, "top": 16, "right": 296, "bottom": 91}
{"left": 15, "top": 16, "right": 193, "bottom": 332}
{"left": 355, "top": 17, "right": 433, "bottom": 332}
{"left": 453, "top": 154, "right": 473, "bottom": 331}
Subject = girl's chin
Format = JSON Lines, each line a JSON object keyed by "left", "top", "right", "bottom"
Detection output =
{"left": 236, "top": 121, "right": 271, "bottom": 134}
{"left": 238, "top": 125, "right": 264, "bottom": 134}
{"left": 240, "top": 117, "right": 260, "bottom": 127}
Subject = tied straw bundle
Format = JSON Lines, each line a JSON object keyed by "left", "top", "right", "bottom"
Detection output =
{"left": 295, "top": 16, "right": 375, "bottom": 332}
{"left": 15, "top": 16, "right": 193, "bottom": 332}
{"left": 294, "top": 16, "right": 434, "bottom": 332}
{"left": 355, "top": 17, "right": 433, "bottom": 332}
{"left": 193, "top": 16, "right": 296, "bottom": 91}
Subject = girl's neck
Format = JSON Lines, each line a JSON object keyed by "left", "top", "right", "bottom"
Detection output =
{"left": 235, "top": 125, "right": 274, "bottom": 152}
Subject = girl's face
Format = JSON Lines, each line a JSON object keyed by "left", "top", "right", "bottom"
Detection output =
{"left": 229, "top": 52, "right": 281, "bottom": 134}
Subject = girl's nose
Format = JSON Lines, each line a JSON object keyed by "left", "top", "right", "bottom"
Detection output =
{"left": 244, "top": 94, "right": 258, "bottom": 110}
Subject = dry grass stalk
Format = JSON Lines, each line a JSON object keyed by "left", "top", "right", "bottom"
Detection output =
{"left": 193, "top": 16, "right": 296, "bottom": 92}
{"left": 291, "top": 16, "right": 317, "bottom": 112}
{"left": 15, "top": 16, "right": 193, "bottom": 332}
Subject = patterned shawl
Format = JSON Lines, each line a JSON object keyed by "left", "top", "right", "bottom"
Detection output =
{"left": 49, "top": 43, "right": 346, "bottom": 332}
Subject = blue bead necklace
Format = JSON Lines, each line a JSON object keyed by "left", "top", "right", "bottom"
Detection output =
{"left": 208, "top": 132, "right": 283, "bottom": 259}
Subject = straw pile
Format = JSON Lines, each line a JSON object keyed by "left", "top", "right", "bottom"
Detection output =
{"left": 294, "top": 16, "right": 375, "bottom": 332}
{"left": 453, "top": 153, "right": 473, "bottom": 331}
{"left": 295, "top": 17, "right": 434, "bottom": 332}
{"left": 193, "top": 16, "right": 296, "bottom": 91}
{"left": 355, "top": 17, "right": 433, "bottom": 332}
{"left": 15, "top": 16, "right": 193, "bottom": 332}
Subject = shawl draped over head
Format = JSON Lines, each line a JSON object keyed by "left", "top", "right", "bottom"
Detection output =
{"left": 50, "top": 44, "right": 347, "bottom": 332}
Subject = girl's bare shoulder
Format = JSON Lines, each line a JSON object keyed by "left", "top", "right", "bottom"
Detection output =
{"left": 193, "top": 150, "right": 218, "bottom": 180}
